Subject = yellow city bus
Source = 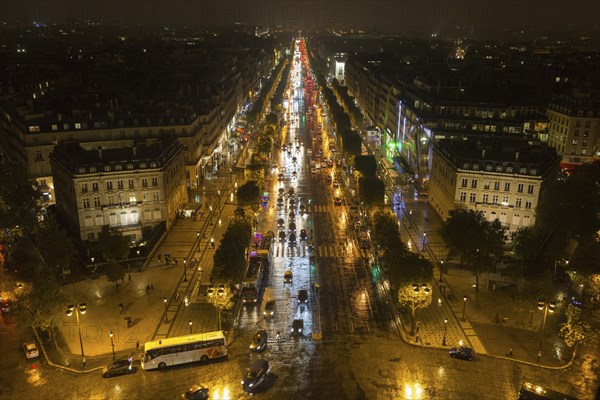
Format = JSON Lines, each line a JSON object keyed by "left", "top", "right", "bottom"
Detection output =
{"left": 140, "top": 331, "right": 227, "bottom": 370}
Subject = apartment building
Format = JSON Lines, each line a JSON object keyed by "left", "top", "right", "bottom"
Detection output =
{"left": 429, "top": 137, "right": 560, "bottom": 232}
{"left": 49, "top": 136, "right": 187, "bottom": 242}
{"left": 546, "top": 95, "right": 600, "bottom": 170}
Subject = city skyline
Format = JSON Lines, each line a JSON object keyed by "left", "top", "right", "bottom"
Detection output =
{"left": 1, "top": 0, "right": 599, "bottom": 38}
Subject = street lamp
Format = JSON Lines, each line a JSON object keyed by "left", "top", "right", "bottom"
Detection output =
{"left": 189, "top": 320, "right": 193, "bottom": 334}
{"left": 66, "top": 303, "right": 87, "bottom": 368}
{"left": 183, "top": 257, "right": 188, "bottom": 282}
{"left": 462, "top": 295, "right": 467, "bottom": 321}
{"left": 163, "top": 297, "right": 169, "bottom": 323}
{"left": 422, "top": 232, "right": 426, "bottom": 251}
{"left": 442, "top": 318, "right": 448, "bottom": 346}
{"left": 109, "top": 330, "right": 115, "bottom": 361}
{"left": 537, "top": 300, "right": 556, "bottom": 358}
{"left": 439, "top": 259, "right": 445, "bottom": 282}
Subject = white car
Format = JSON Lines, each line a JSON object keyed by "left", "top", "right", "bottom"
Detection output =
{"left": 23, "top": 342, "right": 39, "bottom": 359}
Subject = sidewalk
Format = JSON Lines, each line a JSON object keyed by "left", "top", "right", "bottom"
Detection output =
{"left": 391, "top": 189, "right": 572, "bottom": 368}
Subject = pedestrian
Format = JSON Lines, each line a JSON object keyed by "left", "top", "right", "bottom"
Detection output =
{"left": 145, "top": 285, "right": 150, "bottom": 295}
{"left": 537, "top": 350, "right": 542, "bottom": 361}
{"left": 506, "top": 348, "right": 513, "bottom": 357}
{"left": 150, "top": 284, "right": 154, "bottom": 291}
{"left": 83, "top": 358, "right": 86, "bottom": 369}
{"left": 136, "top": 340, "right": 140, "bottom": 351}
{"left": 415, "top": 335, "right": 419, "bottom": 343}
{"left": 128, "top": 274, "right": 131, "bottom": 282}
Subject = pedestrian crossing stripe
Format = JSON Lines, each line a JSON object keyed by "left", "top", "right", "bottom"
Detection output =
{"left": 273, "top": 244, "right": 370, "bottom": 259}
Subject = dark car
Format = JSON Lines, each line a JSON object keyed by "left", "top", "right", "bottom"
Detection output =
{"left": 249, "top": 330, "right": 268, "bottom": 352}
{"left": 278, "top": 188, "right": 285, "bottom": 196}
{"left": 334, "top": 197, "right": 342, "bottom": 206}
{"left": 278, "top": 231, "right": 286, "bottom": 242}
{"left": 101, "top": 358, "right": 133, "bottom": 378}
{"left": 278, "top": 173, "right": 285, "bottom": 181}
{"left": 264, "top": 299, "right": 276, "bottom": 318}
{"left": 289, "top": 222, "right": 297, "bottom": 232}
{"left": 284, "top": 270, "right": 293, "bottom": 284}
{"left": 291, "top": 319, "right": 304, "bottom": 336}
{"left": 182, "top": 384, "right": 209, "bottom": 400}
{"left": 298, "top": 289, "right": 308, "bottom": 304}
{"left": 449, "top": 346, "right": 475, "bottom": 361}
{"left": 288, "top": 187, "right": 294, "bottom": 195}
{"left": 300, "top": 229, "right": 307, "bottom": 240}
{"left": 299, "top": 204, "right": 306, "bottom": 214}
{"left": 288, "top": 211, "right": 295, "bottom": 219}
{"left": 288, "top": 233, "right": 297, "bottom": 244}
{"left": 241, "top": 359, "right": 270, "bottom": 392}
{"left": 277, "top": 218, "right": 284, "bottom": 227}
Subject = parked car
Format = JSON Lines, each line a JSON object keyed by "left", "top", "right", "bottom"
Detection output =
{"left": 23, "top": 341, "right": 39, "bottom": 359}
{"left": 249, "top": 330, "right": 268, "bottom": 352}
{"left": 264, "top": 299, "right": 276, "bottom": 318}
{"left": 288, "top": 187, "right": 294, "bottom": 195}
{"left": 298, "top": 289, "right": 308, "bottom": 304}
{"left": 277, "top": 218, "right": 284, "bottom": 227}
{"left": 289, "top": 222, "right": 297, "bottom": 232}
{"left": 334, "top": 197, "right": 342, "bottom": 206}
{"left": 449, "top": 346, "right": 475, "bottom": 361}
{"left": 101, "top": 358, "right": 133, "bottom": 378}
{"left": 278, "top": 173, "right": 284, "bottom": 181}
{"left": 207, "top": 284, "right": 215, "bottom": 297}
{"left": 217, "top": 284, "right": 226, "bottom": 296}
{"left": 288, "top": 233, "right": 297, "bottom": 244}
{"left": 278, "top": 231, "right": 286, "bottom": 242}
{"left": 181, "top": 384, "right": 209, "bottom": 400}
{"left": 241, "top": 359, "right": 270, "bottom": 392}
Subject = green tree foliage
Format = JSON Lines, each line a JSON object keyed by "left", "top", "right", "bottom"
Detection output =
{"left": 11, "top": 237, "right": 41, "bottom": 280}
{"left": 0, "top": 160, "right": 41, "bottom": 237}
{"left": 98, "top": 227, "right": 130, "bottom": 261}
{"left": 537, "top": 160, "right": 600, "bottom": 240}
{"left": 372, "top": 209, "right": 402, "bottom": 251}
{"left": 105, "top": 261, "right": 125, "bottom": 291}
{"left": 440, "top": 209, "right": 506, "bottom": 291}
{"left": 265, "top": 112, "right": 278, "bottom": 126}
{"left": 257, "top": 135, "right": 273, "bottom": 154}
{"left": 16, "top": 271, "right": 69, "bottom": 335}
{"left": 37, "top": 215, "right": 75, "bottom": 277}
{"left": 510, "top": 227, "right": 539, "bottom": 265}
{"left": 212, "top": 215, "right": 252, "bottom": 284}
{"left": 358, "top": 177, "right": 385, "bottom": 205}
{"left": 559, "top": 304, "right": 597, "bottom": 347}
{"left": 340, "top": 130, "right": 362, "bottom": 156}
{"left": 237, "top": 181, "right": 260, "bottom": 206}
{"left": 354, "top": 155, "right": 377, "bottom": 177}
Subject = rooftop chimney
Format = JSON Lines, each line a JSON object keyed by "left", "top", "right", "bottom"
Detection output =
{"left": 481, "top": 149, "right": 486, "bottom": 159}
{"left": 515, "top": 152, "right": 520, "bottom": 161}
{"left": 132, "top": 146, "right": 137, "bottom": 157}
{"left": 98, "top": 146, "right": 103, "bottom": 160}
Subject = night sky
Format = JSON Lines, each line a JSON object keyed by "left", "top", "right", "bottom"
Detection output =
{"left": 1, "top": 0, "right": 599, "bottom": 36}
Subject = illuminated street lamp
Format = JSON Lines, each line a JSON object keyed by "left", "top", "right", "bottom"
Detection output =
{"left": 109, "top": 330, "right": 115, "bottom": 361}
{"left": 163, "top": 297, "right": 169, "bottom": 323}
{"left": 183, "top": 257, "right": 188, "bottom": 282}
{"left": 439, "top": 259, "right": 445, "bottom": 282}
{"left": 422, "top": 232, "right": 427, "bottom": 251}
{"left": 537, "top": 300, "right": 556, "bottom": 358}
{"left": 462, "top": 295, "right": 467, "bottom": 321}
{"left": 188, "top": 320, "right": 193, "bottom": 334}
{"left": 66, "top": 303, "right": 87, "bottom": 368}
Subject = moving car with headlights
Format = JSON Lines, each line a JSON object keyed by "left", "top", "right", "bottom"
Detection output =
{"left": 291, "top": 319, "right": 304, "bottom": 337}
{"left": 334, "top": 197, "right": 342, "bottom": 206}
{"left": 101, "top": 358, "right": 133, "bottom": 378}
{"left": 241, "top": 359, "right": 269, "bottom": 393}
{"left": 249, "top": 330, "right": 268, "bottom": 352}
{"left": 298, "top": 289, "right": 308, "bottom": 304}
{"left": 284, "top": 270, "right": 293, "bottom": 284}
{"left": 449, "top": 346, "right": 474, "bottom": 361}
{"left": 23, "top": 341, "right": 39, "bottom": 359}
{"left": 181, "top": 384, "right": 209, "bottom": 400}
{"left": 263, "top": 299, "right": 276, "bottom": 318}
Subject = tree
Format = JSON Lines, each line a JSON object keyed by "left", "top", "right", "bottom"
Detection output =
{"left": 212, "top": 215, "right": 252, "bottom": 284}
{"left": 441, "top": 209, "right": 506, "bottom": 291}
{"left": 98, "top": 227, "right": 130, "bottom": 261}
{"left": 372, "top": 209, "right": 402, "bottom": 251}
{"left": 105, "top": 261, "right": 125, "bottom": 292}
{"left": 394, "top": 252, "right": 434, "bottom": 334}
{"left": 510, "top": 227, "right": 539, "bottom": 268}
{"left": 37, "top": 215, "right": 75, "bottom": 278}
{"left": 354, "top": 155, "right": 377, "bottom": 177}
{"left": 358, "top": 176, "right": 385, "bottom": 205}
{"left": 265, "top": 112, "right": 278, "bottom": 126}
{"left": 237, "top": 181, "right": 260, "bottom": 206}
{"left": 559, "top": 304, "right": 597, "bottom": 347}
{"left": 16, "top": 270, "right": 69, "bottom": 336}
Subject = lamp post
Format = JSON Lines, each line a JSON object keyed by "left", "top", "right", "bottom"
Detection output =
{"left": 163, "top": 297, "right": 169, "bottom": 323}
{"left": 439, "top": 259, "right": 445, "bottom": 282}
{"left": 410, "top": 283, "right": 431, "bottom": 335}
{"left": 189, "top": 320, "right": 193, "bottom": 334}
{"left": 462, "top": 295, "right": 467, "bottom": 321}
{"left": 442, "top": 318, "right": 448, "bottom": 346}
{"left": 422, "top": 232, "right": 426, "bottom": 251}
{"left": 66, "top": 303, "right": 87, "bottom": 368}
{"left": 109, "top": 330, "right": 115, "bottom": 361}
{"left": 537, "top": 300, "right": 556, "bottom": 357}
{"left": 183, "top": 257, "right": 188, "bottom": 282}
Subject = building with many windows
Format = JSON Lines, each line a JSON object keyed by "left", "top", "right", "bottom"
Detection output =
{"left": 546, "top": 95, "right": 600, "bottom": 171}
{"left": 49, "top": 136, "right": 187, "bottom": 242}
{"left": 429, "top": 136, "right": 560, "bottom": 232}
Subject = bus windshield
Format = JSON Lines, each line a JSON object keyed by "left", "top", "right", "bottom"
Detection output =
{"left": 141, "top": 331, "right": 227, "bottom": 370}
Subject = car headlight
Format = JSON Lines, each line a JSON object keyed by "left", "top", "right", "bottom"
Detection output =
{"left": 249, "top": 383, "right": 254, "bottom": 387}
{"left": 241, "top": 381, "right": 244, "bottom": 385}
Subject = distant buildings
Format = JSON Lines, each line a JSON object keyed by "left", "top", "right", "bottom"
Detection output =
{"left": 546, "top": 95, "right": 600, "bottom": 171}
{"left": 429, "top": 137, "right": 560, "bottom": 232}
{"left": 50, "top": 137, "right": 187, "bottom": 242}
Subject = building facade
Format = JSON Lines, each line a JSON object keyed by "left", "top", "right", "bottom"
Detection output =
{"left": 50, "top": 137, "right": 187, "bottom": 242}
{"left": 429, "top": 137, "right": 560, "bottom": 233}
{"left": 546, "top": 95, "right": 600, "bottom": 171}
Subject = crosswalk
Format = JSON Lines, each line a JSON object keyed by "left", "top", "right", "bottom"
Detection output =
{"left": 273, "top": 243, "right": 369, "bottom": 259}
